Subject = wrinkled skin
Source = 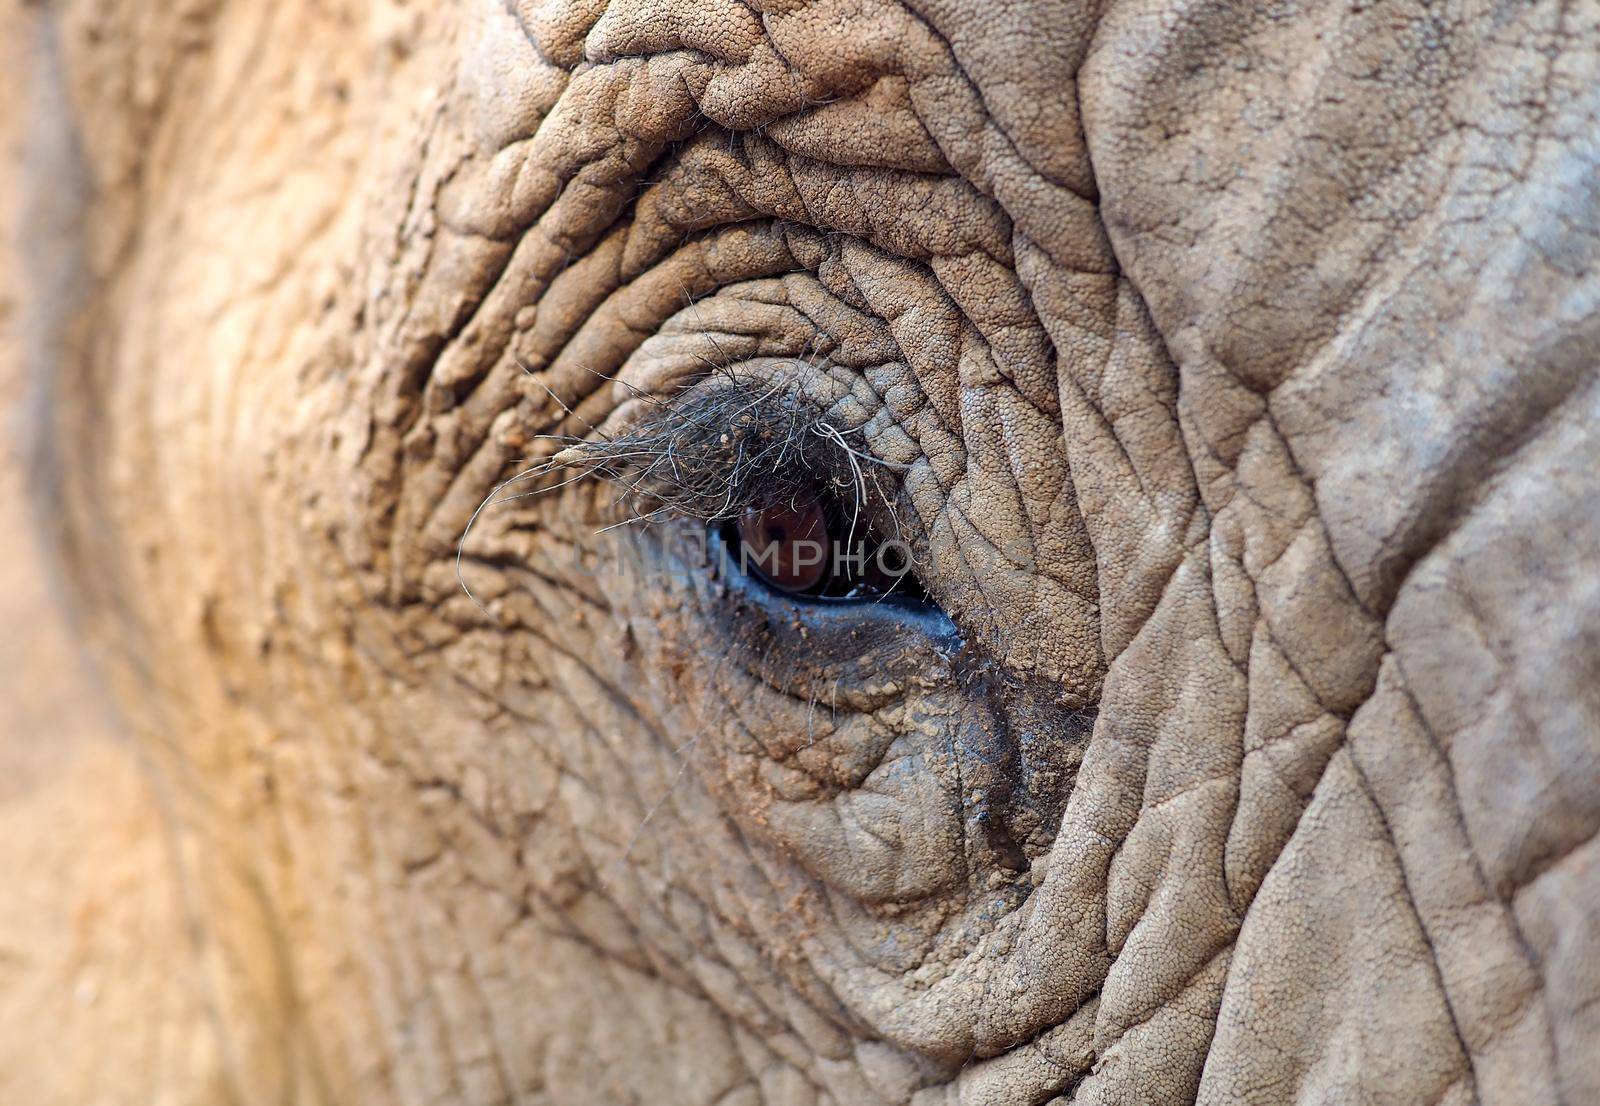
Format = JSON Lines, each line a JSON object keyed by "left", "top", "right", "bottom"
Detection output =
{"left": 5, "top": 0, "right": 1599, "bottom": 1103}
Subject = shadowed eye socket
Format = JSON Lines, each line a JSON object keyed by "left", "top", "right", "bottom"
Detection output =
{"left": 725, "top": 485, "right": 928, "bottom": 603}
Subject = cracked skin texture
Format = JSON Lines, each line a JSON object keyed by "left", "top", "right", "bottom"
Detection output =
{"left": 6, "top": 0, "right": 1598, "bottom": 1102}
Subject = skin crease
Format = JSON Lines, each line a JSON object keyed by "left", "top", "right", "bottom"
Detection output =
{"left": 1, "top": 0, "right": 1597, "bottom": 1103}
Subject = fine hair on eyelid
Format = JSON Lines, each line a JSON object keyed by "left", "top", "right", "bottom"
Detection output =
{"left": 553, "top": 375, "right": 912, "bottom": 538}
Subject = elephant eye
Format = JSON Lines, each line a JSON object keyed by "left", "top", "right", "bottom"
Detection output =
{"left": 541, "top": 379, "right": 932, "bottom": 605}
{"left": 734, "top": 499, "right": 830, "bottom": 592}
{"left": 722, "top": 487, "right": 926, "bottom": 603}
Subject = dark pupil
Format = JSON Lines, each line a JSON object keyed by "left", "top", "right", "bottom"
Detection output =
{"left": 728, "top": 494, "right": 924, "bottom": 601}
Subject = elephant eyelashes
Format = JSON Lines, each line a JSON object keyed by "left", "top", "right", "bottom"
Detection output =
{"left": 722, "top": 490, "right": 926, "bottom": 603}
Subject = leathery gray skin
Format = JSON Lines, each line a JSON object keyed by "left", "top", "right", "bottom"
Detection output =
{"left": 9, "top": 0, "right": 1598, "bottom": 1103}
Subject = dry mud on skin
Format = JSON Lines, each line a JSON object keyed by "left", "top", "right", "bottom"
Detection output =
{"left": 4, "top": 1, "right": 1599, "bottom": 1105}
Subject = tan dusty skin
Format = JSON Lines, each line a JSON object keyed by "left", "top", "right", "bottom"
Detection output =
{"left": 2, "top": 1, "right": 1597, "bottom": 1103}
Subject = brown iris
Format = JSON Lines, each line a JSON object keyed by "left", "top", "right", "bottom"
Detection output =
{"left": 727, "top": 493, "right": 926, "bottom": 602}
{"left": 735, "top": 500, "right": 830, "bottom": 592}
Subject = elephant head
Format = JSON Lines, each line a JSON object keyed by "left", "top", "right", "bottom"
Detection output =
{"left": 13, "top": 0, "right": 1598, "bottom": 1102}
